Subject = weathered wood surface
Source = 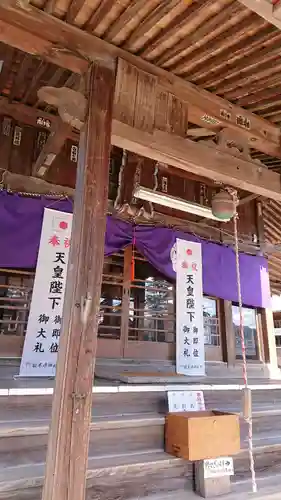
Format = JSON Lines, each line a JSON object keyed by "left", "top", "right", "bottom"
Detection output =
{"left": 0, "top": 1, "right": 280, "bottom": 160}
{"left": 41, "top": 61, "right": 115, "bottom": 500}
{"left": 0, "top": 389, "right": 281, "bottom": 499}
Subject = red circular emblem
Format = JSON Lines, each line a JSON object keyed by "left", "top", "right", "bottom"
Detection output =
{"left": 186, "top": 249, "right": 192, "bottom": 256}
{"left": 59, "top": 221, "right": 68, "bottom": 230}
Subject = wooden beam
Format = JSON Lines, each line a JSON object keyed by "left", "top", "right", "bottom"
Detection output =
{"left": 42, "top": 60, "right": 115, "bottom": 500}
{"left": 1, "top": 94, "right": 281, "bottom": 200}
{"left": 0, "top": 96, "right": 79, "bottom": 141}
{"left": 0, "top": 2, "right": 280, "bottom": 158}
{"left": 1, "top": 170, "right": 74, "bottom": 196}
{"left": 32, "top": 123, "right": 70, "bottom": 177}
{"left": 111, "top": 121, "right": 281, "bottom": 201}
{"left": 222, "top": 300, "right": 236, "bottom": 367}
{"left": 238, "top": 0, "right": 281, "bottom": 29}
{"left": 260, "top": 308, "right": 279, "bottom": 370}
{"left": 239, "top": 193, "right": 259, "bottom": 206}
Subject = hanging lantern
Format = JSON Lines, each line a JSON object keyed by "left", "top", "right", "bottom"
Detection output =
{"left": 211, "top": 189, "right": 235, "bottom": 221}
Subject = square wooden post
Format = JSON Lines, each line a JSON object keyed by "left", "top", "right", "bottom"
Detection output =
{"left": 222, "top": 300, "right": 236, "bottom": 367}
{"left": 42, "top": 59, "right": 116, "bottom": 500}
{"left": 261, "top": 308, "right": 278, "bottom": 370}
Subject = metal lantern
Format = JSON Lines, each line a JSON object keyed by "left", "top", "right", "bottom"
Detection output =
{"left": 211, "top": 189, "right": 235, "bottom": 221}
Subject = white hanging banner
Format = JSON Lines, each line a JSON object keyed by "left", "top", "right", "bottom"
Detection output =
{"left": 19, "top": 208, "right": 73, "bottom": 377}
{"left": 176, "top": 239, "right": 205, "bottom": 376}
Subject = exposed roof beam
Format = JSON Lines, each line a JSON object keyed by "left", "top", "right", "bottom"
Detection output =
{"left": 1, "top": 170, "right": 74, "bottom": 196}
{"left": 32, "top": 123, "right": 71, "bottom": 177}
{"left": 111, "top": 120, "right": 281, "bottom": 201}
{"left": 238, "top": 193, "right": 259, "bottom": 206}
{"left": 0, "top": 2, "right": 280, "bottom": 158}
{"left": 238, "top": 0, "right": 281, "bottom": 29}
{"left": 0, "top": 96, "right": 78, "bottom": 141}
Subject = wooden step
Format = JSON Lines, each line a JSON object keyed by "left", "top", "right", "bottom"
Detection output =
{"left": 3, "top": 387, "right": 281, "bottom": 420}
{"left": 1, "top": 388, "right": 281, "bottom": 500}
{"left": 2, "top": 441, "right": 281, "bottom": 500}
{"left": 1, "top": 406, "right": 281, "bottom": 467}
{"left": 0, "top": 451, "right": 192, "bottom": 500}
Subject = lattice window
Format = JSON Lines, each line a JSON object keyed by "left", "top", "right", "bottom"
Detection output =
{"left": 274, "top": 319, "right": 281, "bottom": 347}
{"left": 232, "top": 305, "right": 257, "bottom": 358}
{"left": 203, "top": 297, "right": 220, "bottom": 346}
{"left": 97, "top": 251, "right": 124, "bottom": 340}
{"left": 128, "top": 250, "right": 176, "bottom": 343}
{"left": 0, "top": 250, "right": 221, "bottom": 349}
{"left": 0, "top": 270, "right": 33, "bottom": 336}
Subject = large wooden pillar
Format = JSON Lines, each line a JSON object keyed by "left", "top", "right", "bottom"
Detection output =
{"left": 42, "top": 60, "right": 116, "bottom": 500}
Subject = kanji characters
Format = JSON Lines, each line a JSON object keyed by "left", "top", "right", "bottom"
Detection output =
{"left": 38, "top": 314, "right": 49, "bottom": 324}
{"left": 34, "top": 342, "right": 44, "bottom": 353}
{"left": 49, "top": 280, "right": 63, "bottom": 294}
{"left": 54, "top": 252, "right": 66, "bottom": 265}
{"left": 36, "top": 328, "right": 46, "bottom": 339}
{"left": 52, "top": 266, "right": 64, "bottom": 279}
{"left": 49, "top": 235, "right": 60, "bottom": 247}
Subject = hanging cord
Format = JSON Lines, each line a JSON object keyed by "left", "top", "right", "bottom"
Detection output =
{"left": 232, "top": 189, "right": 257, "bottom": 494}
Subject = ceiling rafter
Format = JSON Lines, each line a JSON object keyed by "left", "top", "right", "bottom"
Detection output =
{"left": 0, "top": 2, "right": 280, "bottom": 160}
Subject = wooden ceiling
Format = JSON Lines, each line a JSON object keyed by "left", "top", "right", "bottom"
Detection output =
{"left": 0, "top": 0, "right": 281, "bottom": 170}
{"left": 263, "top": 199, "right": 281, "bottom": 294}
{"left": 25, "top": 0, "right": 281, "bottom": 124}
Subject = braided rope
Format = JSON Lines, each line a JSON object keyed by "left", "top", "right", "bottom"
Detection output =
{"left": 232, "top": 191, "right": 257, "bottom": 493}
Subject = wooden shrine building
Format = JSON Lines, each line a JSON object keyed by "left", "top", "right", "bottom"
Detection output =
{"left": 1, "top": 0, "right": 281, "bottom": 499}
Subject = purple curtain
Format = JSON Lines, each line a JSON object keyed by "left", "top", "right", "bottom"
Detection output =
{"left": 0, "top": 191, "right": 131, "bottom": 268}
{"left": 135, "top": 225, "right": 271, "bottom": 309}
{"left": 0, "top": 191, "right": 270, "bottom": 308}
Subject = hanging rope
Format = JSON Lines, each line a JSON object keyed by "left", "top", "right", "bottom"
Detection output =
{"left": 232, "top": 189, "right": 257, "bottom": 493}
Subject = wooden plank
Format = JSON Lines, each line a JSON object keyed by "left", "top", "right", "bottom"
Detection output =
{"left": 42, "top": 60, "right": 115, "bottom": 500}
{"left": 154, "top": 88, "right": 169, "bottom": 132}
{"left": 133, "top": 69, "right": 157, "bottom": 133}
{"left": 120, "top": 245, "right": 133, "bottom": 357}
{"left": 238, "top": 0, "right": 281, "bottom": 29}
{"left": 0, "top": 2, "right": 280, "bottom": 158}
{"left": 223, "top": 300, "right": 236, "bottom": 367}
{"left": 8, "top": 53, "right": 32, "bottom": 103}
{"left": 9, "top": 122, "right": 35, "bottom": 176}
{"left": 0, "top": 97, "right": 78, "bottom": 141}
{"left": 3, "top": 171, "right": 74, "bottom": 196}
{"left": 260, "top": 309, "right": 279, "bottom": 369}
{"left": 168, "top": 94, "right": 188, "bottom": 137}
{"left": 32, "top": 123, "right": 71, "bottom": 177}
{"left": 111, "top": 120, "right": 281, "bottom": 201}
{"left": 22, "top": 60, "right": 47, "bottom": 104}
{"left": 114, "top": 58, "right": 138, "bottom": 127}
{"left": 0, "top": 116, "right": 14, "bottom": 171}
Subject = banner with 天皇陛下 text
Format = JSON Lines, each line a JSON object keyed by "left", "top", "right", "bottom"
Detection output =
{"left": 176, "top": 239, "right": 205, "bottom": 377}
{"left": 19, "top": 208, "right": 73, "bottom": 377}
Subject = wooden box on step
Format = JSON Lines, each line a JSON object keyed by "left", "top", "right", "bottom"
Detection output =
{"left": 165, "top": 410, "right": 240, "bottom": 461}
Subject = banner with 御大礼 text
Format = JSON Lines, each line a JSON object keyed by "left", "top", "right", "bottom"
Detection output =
{"left": 19, "top": 208, "right": 73, "bottom": 377}
{"left": 176, "top": 239, "right": 205, "bottom": 377}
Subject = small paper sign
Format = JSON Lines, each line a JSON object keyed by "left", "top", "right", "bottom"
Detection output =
{"left": 168, "top": 390, "right": 205, "bottom": 413}
{"left": 204, "top": 458, "right": 234, "bottom": 478}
